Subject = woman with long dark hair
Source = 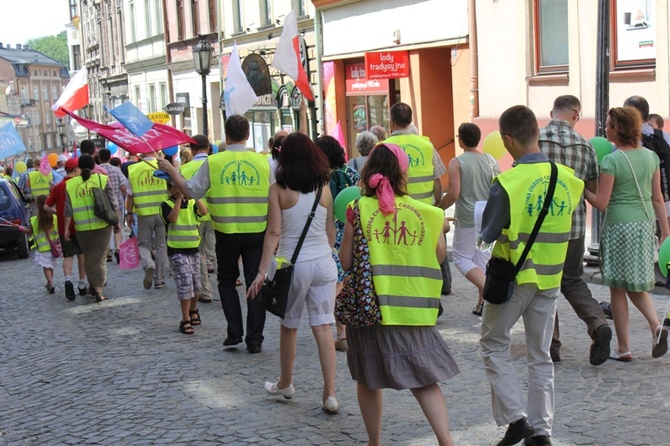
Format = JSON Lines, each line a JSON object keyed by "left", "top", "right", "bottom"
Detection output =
{"left": 64, "top": 155, "right": 119, "bottom": 302}
{"left": 247, "top": 133, "right": 340, "bottom": 413}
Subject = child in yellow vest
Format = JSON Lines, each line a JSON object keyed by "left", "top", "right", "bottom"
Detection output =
{"left": 15, "top": 195, "right": 60, "bottom": 293}
{"left": 161, "top": 180, "right": 208, "bottom": 334}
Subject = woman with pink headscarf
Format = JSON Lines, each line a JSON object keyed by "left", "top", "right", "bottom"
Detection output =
{"left": 340, "top": 143, "right": 460, "bottom": 446}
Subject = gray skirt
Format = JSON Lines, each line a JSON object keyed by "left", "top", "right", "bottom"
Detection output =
{"left": 346, "top": 324, "right": 460, "bottom": 390}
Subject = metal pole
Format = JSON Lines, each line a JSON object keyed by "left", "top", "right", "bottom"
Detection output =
{"left": 201, "top": 72, "right": 209, "bottom": 137}
{"left": 588, "top": 0, "right": 610, "bottom": 258}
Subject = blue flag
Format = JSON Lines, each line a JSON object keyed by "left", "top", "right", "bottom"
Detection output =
{"left": 0, "top": 122, "right": 28, "bottom": 160}
{"left": 106, "top": 102, "right": 154, "bottom": 137}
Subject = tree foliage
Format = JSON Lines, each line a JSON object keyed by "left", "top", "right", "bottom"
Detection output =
{"left": 26, "top": 31, "right": 68, "bottom": 67}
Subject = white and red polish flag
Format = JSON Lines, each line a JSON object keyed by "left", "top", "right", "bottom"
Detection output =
{"left": 51, "top": 67, "right": 89, "bottom": 117}
{"left": 271, "top": 10, "right": 314, "bottom": 101}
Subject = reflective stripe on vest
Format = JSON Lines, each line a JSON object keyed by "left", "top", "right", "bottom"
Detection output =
{"left": 28, "top": 171, "right": 52, "bottom": 197}
{"left": 128, "top": 161, "right": 168, "bottom": 216}
{"left": 66, "top": 174, "right": 109, "bottom": 231}
{"left": 491, "top": 163, "right": 584, "bottom": 290}
{"left": 163, "top": 199, "right": 201, "bottom": 249}
{"left": 179, "top": 159, "right": 211, "bottom": 222}
{"left": 207, "top": 151, "right": 270, "bottom": 234}
{"left": 359, "top": 195, "right": 444, "bottom": 326}
{"left": 30, "top": 215, "right": 58, "bottom": 253}
{"left": 384, "top": 134, "right": 435, "bottom": 204}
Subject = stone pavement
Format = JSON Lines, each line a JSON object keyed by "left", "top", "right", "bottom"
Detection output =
{"left": 0, "top": 247, "right": 669, "bottom": 446}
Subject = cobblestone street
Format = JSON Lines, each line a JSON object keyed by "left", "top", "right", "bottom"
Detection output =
{"left": 0, "top": 248, "right": 669, "bottom": 445}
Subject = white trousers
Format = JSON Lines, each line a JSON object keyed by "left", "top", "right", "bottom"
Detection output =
{"left": 480, "top": 283, "right": 558, "bottom": 436}
{"left": 452, "top": 226, "right": 491, "bottom": 277}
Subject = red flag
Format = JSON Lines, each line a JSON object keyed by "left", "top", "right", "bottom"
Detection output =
{"left": 59, "top": 108, "right": 197, "bottom": 154}
{"left": 271, "top": 10, "right": 314, "bottom": 101}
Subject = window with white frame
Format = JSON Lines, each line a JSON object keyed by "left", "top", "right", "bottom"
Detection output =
{"left": 260, "top": 0, "right": 272, "bottom": 26}
{"left": 145, "top": 0, "right": 152, "bottom": 37}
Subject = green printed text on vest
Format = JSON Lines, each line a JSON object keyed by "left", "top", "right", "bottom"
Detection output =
{"left": 65, "top": 174, "right": 111, "bottom": 231}
{"left": 207, "top": 151, "right": 270, "bottom": 234}
{"left": 384, "top": 134, "right": 435, "bottom": 204}
{"left": 358, "top": 195, "right": 444, "bottom": 326}
{"left": 129, "top": 161, "right": 169, "bottom": 216}
{"left": 492, "top": 163, "right": 584, "bottom": 290}
{"left": 28, "top": 171, "right": 53, "bottom": 197}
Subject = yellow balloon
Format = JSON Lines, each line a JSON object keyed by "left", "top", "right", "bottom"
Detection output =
{"left": 15, "top": 161, "right": 26, "bottom": 173}
{"left": 482, "top": 131, "right": 507, "bottom": 160}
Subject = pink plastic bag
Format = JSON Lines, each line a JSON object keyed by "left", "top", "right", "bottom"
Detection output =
{"left": 119, "top": 237, "right": 140, "bottom": 270}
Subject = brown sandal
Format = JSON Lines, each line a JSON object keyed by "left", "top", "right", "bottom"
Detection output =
{"left": 189, "top": 309, "right": 201, "bottom": 326}
{"left": 179, "top": 320, "right": 194, "bottom": 334}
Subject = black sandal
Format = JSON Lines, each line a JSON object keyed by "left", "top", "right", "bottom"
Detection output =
{"left": 179, "top": 320, "right": 194, "bottom": 334}
{"left": 189, "top": 309, "right": 201, "bottom": 326}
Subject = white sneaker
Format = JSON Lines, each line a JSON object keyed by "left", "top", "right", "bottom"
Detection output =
{"left": 321, "top": 396, "right": 338, "bottom": 413}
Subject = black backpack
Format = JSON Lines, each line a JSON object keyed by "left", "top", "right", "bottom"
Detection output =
{"left": 330, "top": 166, "right": 354, "bottom": 199}
{"left": 641, "top": 129, "right": 670, "bottom": 201}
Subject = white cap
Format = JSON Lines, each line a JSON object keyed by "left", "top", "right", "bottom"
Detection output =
{"left": 57, "top": 155, "right": 68, "bottom": 163}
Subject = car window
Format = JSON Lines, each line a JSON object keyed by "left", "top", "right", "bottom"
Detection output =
{"left": 0, "top": 185, "right": 10, "bottom": 210}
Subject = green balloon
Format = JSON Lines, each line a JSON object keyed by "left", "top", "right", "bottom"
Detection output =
{"left": 589, "top": 136, "right": 613, "bottom": 164}
{"left": 659, "top": 236, "right": 670, "bottom": 277}
{"left": 334, "top": 186, "right": 362, "bottom": 222}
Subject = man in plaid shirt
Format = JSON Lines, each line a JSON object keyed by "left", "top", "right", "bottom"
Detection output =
{"left": 99, "top": 147, "right": 127, "bottom": 262}
{"left": 538, "top": 95, "right": 612, "bottom": 366}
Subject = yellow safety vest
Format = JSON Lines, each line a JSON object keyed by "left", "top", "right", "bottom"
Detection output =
{"left": 28, "top": 170, "right": 53, "bottom": 197}
{"left": 358, "top": 195, "right": 444, "bottom": 326}
{"left": 128, "top": 160, "right": 168, "bottom": 216}
{"left": 30, "top": 215, "right": 58, "bottom": 253}
{"left": 207, "top": 151, "right": 270, "bottom": 234}
{"left": 163, "top": 199, "right": 201, "bottom": 249}
{"left": 65, "top": 174, "right": 110, "bottom": 231}
{"left": 384, "top": 133, "right": 435, "bottom": 204}
{"left": 492, "top": 163, "right": 584, "bottom": 289}
{"left": 180, "top": 158, "right": 211, "bottom": 222}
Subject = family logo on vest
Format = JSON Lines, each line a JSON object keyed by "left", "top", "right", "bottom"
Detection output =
{"left": 218, "top": 159, "right": 262, "bottom": 187}
{"left": 75, "top": 183, "right": 93, "bottom": 199}
{"left": 523, "top": 175, "right": 575, "bottom": 217}
{"left": 399, "top": 143, "right": 426, "bottom": 168}
{"left": 365, "top": 203, "right": 426, "bottom": 246}
{"left": 137, "top": 170, "right": 162, "bottom": 187}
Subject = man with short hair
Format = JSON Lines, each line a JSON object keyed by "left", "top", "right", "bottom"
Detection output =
{"left": 369, "top": 125, "right": 387, "bottom": 142}
{"left": 480, "top": 105, "right": 584, "bottom": 446}
{"left": 157, "top": 115, "right": 271, "bottom": 354}
{"left": 17, "top": 158, "right": 35, "bottom": 197}
{"left": 127, "top": 152, "right": 169, "bottom": 289}
{"left": 79, "top": 139, "right": 108, "bottom": 175}
{"left": 99, "top": 148, "right": 127, "bottom": 262}
{"left": 538, "top": 95, "right": 612, "bottom": 365}
{"left": 385, "top": 102, "right": 452, "bottom": 295}
{"left": 180, "top": 135, "right": 216, "bottom": 303}
{"left": 45, "top": 158, "right": 88, "bottom": 299}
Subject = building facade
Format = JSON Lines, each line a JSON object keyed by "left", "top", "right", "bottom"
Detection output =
{"left": 0, "top": 44, "right": 69, "bottom": 155}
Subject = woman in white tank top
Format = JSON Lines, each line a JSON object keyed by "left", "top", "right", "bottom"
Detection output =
{"left": 247, "top": 133, "right": 340, "bottom": 413}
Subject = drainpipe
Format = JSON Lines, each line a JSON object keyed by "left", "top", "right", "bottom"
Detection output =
{"left": 313, "top": 8, "right": 324, "bottom": 136}
{"left": 468, "top": 0, "right": 479, "bottom": 120}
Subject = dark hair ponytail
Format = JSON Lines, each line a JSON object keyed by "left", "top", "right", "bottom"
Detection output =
{"left": 78, "top": 154, "right": 95, "bottom": 181}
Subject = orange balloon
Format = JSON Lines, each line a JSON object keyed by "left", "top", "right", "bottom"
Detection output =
{"left": 47, "top": 153, "right": 59, "bottom": 168}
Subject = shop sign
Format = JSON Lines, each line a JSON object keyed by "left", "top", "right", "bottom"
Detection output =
{"left": 345, "top": 62, "right": 388, "bottom": 95}
{"left": 147, "top": 112, "right": 171, "bottom": 124}
{"left": 242, "top": 53, "right": 275, "bottom": 107}
{"left": 165, "top": 102, "right": 185, "bottom": 115}
{"left": 364, "top": 51, "right": 410, "bottom": 79}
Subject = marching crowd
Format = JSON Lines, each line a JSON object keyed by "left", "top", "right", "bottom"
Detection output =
{"left": 4, "top": 95, "right": 670, "bottom": 446}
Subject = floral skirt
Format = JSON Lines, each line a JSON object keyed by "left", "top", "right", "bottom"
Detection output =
{"left": 346, "top": 324, "right": 460, "bottom": 390}
{"left": 600, "top": 220, "right": 655, "bottom": 292}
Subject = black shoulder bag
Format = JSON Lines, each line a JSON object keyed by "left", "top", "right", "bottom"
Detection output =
{"left": 482, "top": 162, "right": 558, "bottom": 304}
{"left": 261, "top": 186, "right": 323, "bottom": 318}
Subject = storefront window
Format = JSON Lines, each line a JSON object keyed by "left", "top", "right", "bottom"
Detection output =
{"left": 246, "top": 109, "right": 275, "bottom": 152}
{"left": 346, "top": 95, "right": 389, "bottom": 156}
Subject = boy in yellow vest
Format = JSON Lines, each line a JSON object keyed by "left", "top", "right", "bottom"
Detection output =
{"left": 161, "top": 180, "right": 208, "bottom": 334}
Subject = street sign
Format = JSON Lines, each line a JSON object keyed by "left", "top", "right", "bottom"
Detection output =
{"left": 165, "top": 102, "right": 185, "bottom": 116}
